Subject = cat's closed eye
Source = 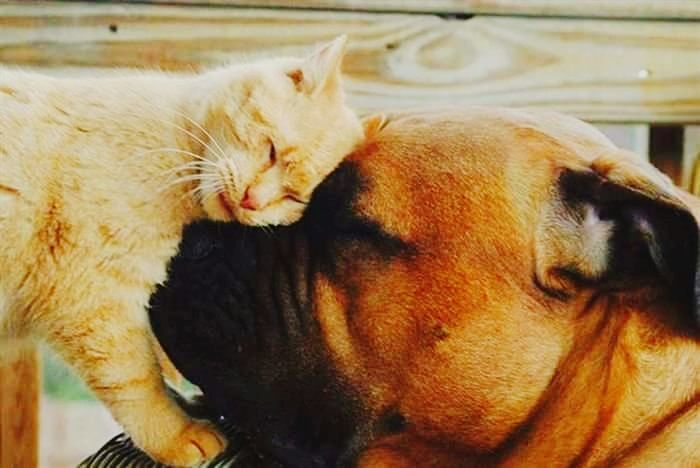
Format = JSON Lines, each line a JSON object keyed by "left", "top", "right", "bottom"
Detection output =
{"left": 269, "top": 141, "right": 277, "bottom": 165}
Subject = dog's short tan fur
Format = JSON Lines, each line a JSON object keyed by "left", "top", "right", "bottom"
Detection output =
{"left": 314, "top": 109, "right": 700, "bottom": 466}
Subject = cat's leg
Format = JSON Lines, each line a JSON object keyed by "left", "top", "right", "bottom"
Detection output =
{"left": 151, "top": 330, "right": 184, "bottom": 388}
{"left": 44, "top": 304, "right": 225, "bottom": 466}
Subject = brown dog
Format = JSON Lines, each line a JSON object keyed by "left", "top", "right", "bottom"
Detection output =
{"left": 147, "top": 108, "right": 700, "bottom": 467}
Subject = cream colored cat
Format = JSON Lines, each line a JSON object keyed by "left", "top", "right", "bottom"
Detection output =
{"left": 0, "top": 36, "right": 362, "bottom": 466}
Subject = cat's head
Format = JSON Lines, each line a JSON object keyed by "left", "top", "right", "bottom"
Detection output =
{"left": 194, "top": 35, "right": 363, "bottom": 226}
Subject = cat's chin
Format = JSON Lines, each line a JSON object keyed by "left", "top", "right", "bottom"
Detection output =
{"left": 236, "top": 201, "right": 306, "bottom": 227}
{"left": 201, "top": 193, "right": 238, "bottom": 222}
{"left": 201, "top": 193, "right": 305, "bottom": 226}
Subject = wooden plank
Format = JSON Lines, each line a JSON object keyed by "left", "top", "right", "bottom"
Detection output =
{"left": 99, "top": 0, "right": 700, "bottom": 20}
{"left": 0, "top": 344, "right": 41, "bottom": 468}
{"left": 3, "top": 3, "right": 700, "bottom": 123}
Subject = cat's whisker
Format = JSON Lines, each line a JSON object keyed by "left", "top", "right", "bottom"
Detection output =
{"left": 181, "top": 187, "right": 203, "bottom": 203}
{"left": 178, "top": 186, "right": 209, "bottom": 204}
{"left": 192, "top": 159, "right": 240, "bottom": 197}
{"left": 162, "top": 165, "right": 213, "bottom": 179}
{"left": 166, "top": 108, "right": 229, "bottom": 166}
{"left": 161, "top": 166, "right": 201, "bottom": 178}
{"left": 142, "top": 109, "right": 229, "bottom": 165}
{"left": 148, "top": 148, "right": 213, "bottom": 164}
{"left": 190, "top": 177, "right": 226, "bottom": 195}
{"left": 186, "top": 185, "right": 206, "bottom": 199}
{"left": 170, "top": 122, "right": 226, "bottom": 163}
{"left": 163, "top": 174, "right": 222, "bottom": 192}
{"left": 168, "top": 172, "right": 222, "bottom": 184}
{"left": 122, "top": 148, "right": 213, "bottom": 170}
{"left": 221, "top": 169, "right": 236, "bottom": 199}
{"left": 142, "top": 103, "right": 227, "bottom": 160}
{"left": 192, "top": 178, "right": 226, "bottom": 195}
{"left": 123, "top": 108, "right": 238, "bottom": 191}
{"left": 157, "top": 173, "right": 222, "bottom": 195}
{"left": 186, "top": 182, "right": 227, "bottom": 204}
{"left": 223, "top": 157, "right": 242, "bottom": 189}
{"left": 160, "top": 160, "right": 219, "bottom": 178}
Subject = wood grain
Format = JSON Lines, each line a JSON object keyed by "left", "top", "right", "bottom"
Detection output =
{"left": 109, "top": 0, "right": 700, "bottom": 20}
{"left": 0, "top": 344, "right": 40, "bottom": 468}
{"left": 2, "top": 3, "right": 700, "bottom": 123}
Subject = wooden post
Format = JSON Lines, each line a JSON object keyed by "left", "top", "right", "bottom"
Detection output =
{"left": 0, "top": 344, "right": 41, "bottom": 468}
{"left": 649, "top": 125, "right": 685, "bottom": 186}
{"left": 683, "top": 126, "right": 700, "bottom": 192}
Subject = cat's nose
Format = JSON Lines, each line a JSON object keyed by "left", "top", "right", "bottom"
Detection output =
{"left": 240, "top": 188, "right": 260, "bottom": 210}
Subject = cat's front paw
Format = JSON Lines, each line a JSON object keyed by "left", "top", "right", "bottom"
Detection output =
{"left": 149, "top": 420, "right": 226, "bottom": 467}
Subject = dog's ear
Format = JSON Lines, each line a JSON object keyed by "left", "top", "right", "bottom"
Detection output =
{"left": 535, "top": 150, "right": 700, "bottom": 322}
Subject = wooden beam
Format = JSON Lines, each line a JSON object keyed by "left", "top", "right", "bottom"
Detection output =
{"left": 3, "top": 2, "right": 700, "bottom": 123}
{"left": 0, "top": 344, "right": 41, "bottom": 468}
{"left": 92, "top": 0, "right": 700, "bottom": 20}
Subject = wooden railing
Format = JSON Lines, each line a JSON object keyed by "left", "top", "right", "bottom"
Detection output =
{"left": 1, "top": 1, "right": 699, "bottom": 465}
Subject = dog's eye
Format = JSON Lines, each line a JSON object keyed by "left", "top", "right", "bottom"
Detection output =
{"left": 324, "top": 213, "right": 413, "bottom": 263}
{"left": 333, "top": 214, "right": 386, "bottom": 242}
{"left": 328, "top": 210, "right": 363, "bottom": 235}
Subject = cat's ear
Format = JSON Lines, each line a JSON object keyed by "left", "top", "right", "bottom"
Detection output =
{"left": 288, "top": 35, "right": 348, "bottom": 96}
{"left": 362, "top": 114, "right": 388, "bottom": 139}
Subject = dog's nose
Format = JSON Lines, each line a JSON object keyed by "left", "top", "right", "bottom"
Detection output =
{"left": 240, "top": 188, "right": 259, "bottom": 210}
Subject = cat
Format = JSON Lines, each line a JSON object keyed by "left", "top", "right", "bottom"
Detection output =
{"left": 0, "top": 35, "right": 363, "bottom": 466}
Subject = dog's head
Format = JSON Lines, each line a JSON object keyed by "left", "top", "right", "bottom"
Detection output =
{"left": 151, "top": 109, "right": 700, "bottom": 467}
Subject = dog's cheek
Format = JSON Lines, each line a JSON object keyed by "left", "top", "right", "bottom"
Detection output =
{"left": 356, "top": 447, "right": 414, "bottom": 468}
{"left": 399, "top": 298, "right": 566, "bottom": 451}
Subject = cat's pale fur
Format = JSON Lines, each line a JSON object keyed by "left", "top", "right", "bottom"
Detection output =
{"left": 0, "top": 36, "right": 362, "bottom": 466}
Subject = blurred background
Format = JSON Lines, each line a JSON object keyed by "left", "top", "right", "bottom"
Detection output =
{"left": 1, "top": 0, "right": 700, "bottom": 466}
